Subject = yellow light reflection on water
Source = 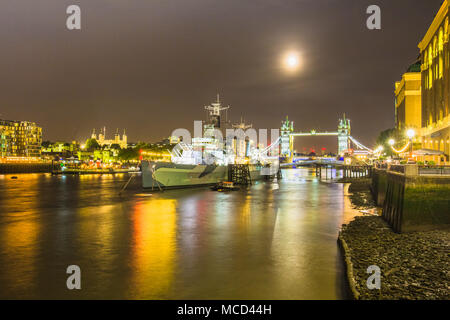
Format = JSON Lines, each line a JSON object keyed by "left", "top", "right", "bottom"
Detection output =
{"left": 129, "top": 199, "right": 177, "bottom": 298}
{"left": 2, "top": 219, "right": 40, "bottom": 294}
{"left": 0, "top": 174, "right": 41, "bottom": 295}
{"left": 75, "top": 204, "right": 118, "bottom": 270}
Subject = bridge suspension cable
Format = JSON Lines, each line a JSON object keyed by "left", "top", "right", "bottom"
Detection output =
{"left": 348, "top": 136, "right": 372, "bottom": 152}
{"left": 252, "top": 137, "right": 281, "bottom": 159}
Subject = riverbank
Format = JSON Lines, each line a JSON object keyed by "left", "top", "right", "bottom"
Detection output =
{"left": 0, "top": 162, "right": 139, "bottom": 175}
{"left": 0, "top": 162, "right": 54, "bottom": 174}
{"left": 346, "top": 178, "right": 376, "bottom": 210}
{"left": 339, "top": 216, "right": 450, "bottom": 299}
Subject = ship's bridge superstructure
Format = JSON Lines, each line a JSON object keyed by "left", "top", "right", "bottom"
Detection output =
{"left": 171, "top": 96, "right": 275, "bottom": 166}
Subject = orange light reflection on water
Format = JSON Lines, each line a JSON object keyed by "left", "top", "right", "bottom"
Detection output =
{"left": 128, "top": 199, "right": 177, "bottom": 299}
{"left": 0, "top": 175, "right": 41, "bottom": 294}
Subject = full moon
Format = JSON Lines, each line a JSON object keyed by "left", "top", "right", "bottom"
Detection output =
{"left": 283, "top": 52, "right": 300, "bottom": 71}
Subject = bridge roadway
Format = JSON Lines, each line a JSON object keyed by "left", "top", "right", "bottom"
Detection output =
{"left": 280, "top": 157, "right": 344, "bottom": 167}
{"left": 289, "top": 131, "right": 339, "bottom": 137}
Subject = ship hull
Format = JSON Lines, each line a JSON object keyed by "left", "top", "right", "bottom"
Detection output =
{"left": 141, "top": 161, "right": 263, "bottom": 189}
{"left": 142, "top": 161, "right": 228, "bottom": 189}
{"left": 249, "top": 166, "right": 262, "bottom": 181}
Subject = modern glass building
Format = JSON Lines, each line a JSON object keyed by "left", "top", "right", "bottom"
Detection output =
{"left": 0, "top": 119, "right": 42, "bottom": 158}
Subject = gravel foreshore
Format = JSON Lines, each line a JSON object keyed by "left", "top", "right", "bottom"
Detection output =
{"left": 339, "top": 216, "right": 450, "bottom": 300}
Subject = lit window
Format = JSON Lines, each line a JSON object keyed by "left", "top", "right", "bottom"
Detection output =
{"left": 429, "top": 68, "right": 433, "bottom": 88}
{"left": 434, "top": 36, "right": 438, "bottom": 57}
{"left": 428, "top": 46, "right": 433, "bottom": 66}
{"left": 439, "top": 28, "right": 444, "bottom": 78}
{"left": 445, "top": 17, "right": 449, "bottom": 42}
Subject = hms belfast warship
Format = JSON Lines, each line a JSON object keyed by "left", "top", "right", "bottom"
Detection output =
{"left": 141, "top": 95, "right": 264, "bottom": 189}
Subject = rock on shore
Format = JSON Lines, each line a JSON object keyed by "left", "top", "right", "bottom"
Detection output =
{"left": 347, "top": 179, "right": 375, "bottom": 210}
{"left": 339, "top": 216, "right": 450, "bottom": 300}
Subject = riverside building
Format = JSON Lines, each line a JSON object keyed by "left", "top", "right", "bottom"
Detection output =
{"left": 394, "top": 62, "right": 422, "bottom": 130}
{"left": 0, "top": 119, "right": 42, "bottom": 159}
{"left": 395, "top": 1, "right": 450, "bottom": 164}
{"left": 418, "top": 0, "right": 450, "bottom": 163}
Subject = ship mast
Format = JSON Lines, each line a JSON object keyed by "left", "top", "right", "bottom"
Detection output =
{"left": 232, "top": 116, "right": 252, "bottom": 130}
{"left": 204, "top": 94, "right": 230, "bottom": 129}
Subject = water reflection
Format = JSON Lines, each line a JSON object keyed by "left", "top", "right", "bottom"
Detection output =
{"left": 0, "top": 175, "right": 41, "bottom": 296}
{"left": 129, "top": 199, "right": 177, "bottom": 299}
{"left": 1, "top": 218, "right": 40, "bottom": 295}
{"left": 0, "top": 169, "right": 361, "bottom": 299}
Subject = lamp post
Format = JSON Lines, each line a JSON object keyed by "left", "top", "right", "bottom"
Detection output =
{"left": 406, "top": 129, "right": 415, "bottom": 160}
{"left": 388, "top": 139, "right": 395, "bottom": 160}
{"left": 377, "top": 145, "right": 383, "bottom": 159}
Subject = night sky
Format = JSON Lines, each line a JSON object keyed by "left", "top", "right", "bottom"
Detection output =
{"left": 0, "top": 0, "right": 444, "bottom": 152}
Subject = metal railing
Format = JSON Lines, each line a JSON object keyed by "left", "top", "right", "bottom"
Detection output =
{"left": 418, "top": 165, "right": 450, "bottom": 175}
{"left": 388, "top": 165, "right": 405, "bottom": 174}
{"left": 378, "top": 164, "right": 450, "bottom": 176}
{"left": 374, "top": 163, "right": 388, "bottom": 169}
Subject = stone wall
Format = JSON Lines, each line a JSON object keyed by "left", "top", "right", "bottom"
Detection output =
{"left": 371, "top": 169, "right": 388, "bottom": 206}
{"left": 372, "top": 167, "right": 450, "bottom": 232}
{"left": 0, "top": 163, "right": 54, "bottom": 174}
{"left": 401, "top": 175, "right": 450, "bottom": 232}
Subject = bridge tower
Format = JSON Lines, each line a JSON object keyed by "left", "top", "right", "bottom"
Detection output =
{"left": 338, "top": 114, "right": 351, "bottom": 156}
{"left": 280, "top": 116, "right": 294, "bottom": 158}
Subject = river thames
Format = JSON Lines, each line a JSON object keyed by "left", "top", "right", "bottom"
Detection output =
{"left": 0, "top": 168, "right": 362, "bottom": 299}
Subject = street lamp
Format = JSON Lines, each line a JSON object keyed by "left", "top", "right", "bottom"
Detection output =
{"left": 406, "top": 129, "right": 415, "bottom": 139}
{"left": 387, "top": 139, "right": 395, "bottom": 160}
{"left": 406, "top": 129, "right": 415, "bottom": 159}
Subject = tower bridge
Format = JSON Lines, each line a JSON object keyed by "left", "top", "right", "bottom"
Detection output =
{"left": 279, "top": 115, "right": 372, "bottom": 159}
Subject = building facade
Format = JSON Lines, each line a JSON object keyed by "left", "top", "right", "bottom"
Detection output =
{"left": 394, "top": 63, "right": 422, "bottom": 130}
{"left": 0, "top": 119, "right": 42, "bottom": 158}
{"left": 418, "top": 1, "right": 450, "bottom": 162}
{"left": 91, "top": 127, "right": 127, "bottom": 149}
{"left": 41, "top": 141, "right": 80, "bottom": 159}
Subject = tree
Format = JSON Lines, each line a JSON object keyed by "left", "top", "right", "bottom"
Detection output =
{"left": 110, "top": 144, "right": 121, "bottom": 150}
{"left": 42, "top": 140, "right": 52, "bottom": 148}
{"left": 118, "top": 148, "right": 139, "bottom": 161}
{"left": 375, "top": 128, "right": 406, "bottom": 157}
{"left": 85, "top": 138, "right": 100, "bottom": 151}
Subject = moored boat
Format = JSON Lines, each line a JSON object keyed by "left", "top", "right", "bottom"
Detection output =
{"left": 142, "top": 161, "right": 228, "bottom": 189}
{"left": 141, "top": 95, "right": 273, "bottom": 190}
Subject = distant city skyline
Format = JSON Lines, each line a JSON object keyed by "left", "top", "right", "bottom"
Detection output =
{"left": 0, "top": 0, "right": 444, "bottom": 151}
